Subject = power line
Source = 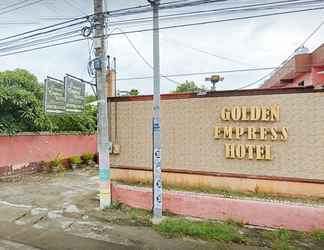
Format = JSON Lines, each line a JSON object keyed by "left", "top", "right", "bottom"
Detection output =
{"left": 108, "top": 0, "right": 323, "bottom": 27}
{"left": 116, "top": 63, "right": 324, "bottom": 81}
{"left": 0, "top": 37, "right": 86, "bottom": 58}
{"left": 0, "top": 0, "right": 321, "bottom": 45}
{"left": 0, "top": 0, "right": 32, "bottom": 11}
{"left": 0, "top": 20, "right": 87, "bottom": 48}
{"left": 107, "top": 5, "right": 324, "bottom": 37}
{"left": 63, "top": 0, "right": 88, "bottom": 15}
{"left": 161, "top": 37, "right": 255, "bottom": 67}
{"left": 112, "top": 27, "right": 180, "bottom": 85}
{"left": 0, "top": 0, "right": 44, "bottom": 17}
{"left": 0, "top": 5, "right": 324, "bottom": 58}
{"left": 40, "top": 0, "right": 320, "bottom": 22}
{"left": 237, "top": 17, "right": 324, "bottom": 89}
{"left": 0, "top": 29, "right": 81, "bottom": 53}
{"left": 0, "top": 17, "right": 87, "bottom": 43}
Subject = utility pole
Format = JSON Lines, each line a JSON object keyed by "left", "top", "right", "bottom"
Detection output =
{"left": 94, "top": 0, "right": 111, "bottom": 209}
{"left": 149, "top": 0, "right": 163, "bottom": 220}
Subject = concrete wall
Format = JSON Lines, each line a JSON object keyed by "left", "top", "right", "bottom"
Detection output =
{"left": 112, "top": 183, "right": 324, "bottom": 231}
{"left": 109, "top": 88, "right": 324, "bottom": 181}
{"left": 0, "top": 133, "right": 96, "bottom": 168}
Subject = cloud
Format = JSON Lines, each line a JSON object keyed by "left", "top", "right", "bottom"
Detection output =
{"left": 0, "top": 0, "right": 323, "bottom": 94}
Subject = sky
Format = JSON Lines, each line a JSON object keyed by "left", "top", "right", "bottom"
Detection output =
{"left": 0, "top": 0, "right": 324, "bottom": 95}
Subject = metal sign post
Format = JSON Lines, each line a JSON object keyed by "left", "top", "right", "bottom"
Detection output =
{"left": 149, "top": 0, "right": 163, "bottom": 220}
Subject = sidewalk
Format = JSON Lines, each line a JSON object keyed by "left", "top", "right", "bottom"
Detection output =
{"left": 0, "top": 170, "right": 266, "bottom": 250}
{"left": 0, "top": 221, "right": 133, "bottom": 250}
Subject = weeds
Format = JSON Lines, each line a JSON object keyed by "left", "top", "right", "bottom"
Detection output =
{"left": 154, "top": 218, "right": 247, "bottom": 244}
{"left": 311, "top": 230, "right": 324, "bottom": 241}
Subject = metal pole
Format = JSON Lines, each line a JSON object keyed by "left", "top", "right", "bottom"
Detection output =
{"left": 94, "top": 0, "right": 111, "bottom": 209}
{"left": 150, "top": 0, "right": 162, "bottom": 220}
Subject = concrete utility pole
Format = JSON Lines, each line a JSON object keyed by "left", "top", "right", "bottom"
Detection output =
{"left": 94, "top": 0, "right": 111, "bottom": 209}
{"left": 149, "top": 0, "right": 163, "bottom": 220}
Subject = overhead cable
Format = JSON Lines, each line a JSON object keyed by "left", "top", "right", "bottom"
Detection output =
{"left": 0, "top": 5, "right": 324, "bottom": 57}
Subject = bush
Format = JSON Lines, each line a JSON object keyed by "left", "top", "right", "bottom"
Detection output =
{"left": 51, "top": 155, "right": 63, "bottom": 169}
{"left": 69, "top": 155, "right": 82, "bottom": 165}
{"left": 82, "top": 152, "right": 94, "bottom": 163}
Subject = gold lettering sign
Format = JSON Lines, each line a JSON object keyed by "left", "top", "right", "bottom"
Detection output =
{"left": 215, "top": 105, "right": 287, "bottom": 161}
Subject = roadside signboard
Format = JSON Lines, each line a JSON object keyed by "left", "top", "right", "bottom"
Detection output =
{"left": 64, "top": 76, "right": 86, "bottom": 113}
{"left": 44, "top": 77, "right": 65, "bottom": 114}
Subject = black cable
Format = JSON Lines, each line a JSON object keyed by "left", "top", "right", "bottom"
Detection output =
{"left": 0, "top": 29, "right": 81, "bottom": 53}
{"left": 113, "top": 27, "right": 180, "bottom": 85}
{"left": 116, "top": 63, "right": 324, "bottom": 81}
{"left": 0, "top": 0, "right": 318, "bottom": 45}
{"left": 160, "top": 37, "right": 255, "bottom": 67}
{"left": 0, "top": 37, "right": 86, "bottom": 57}
{"left": 0, "top": 0, "right": 33, "bottom": 11}
{"left": 108, "top": 0, "right": 323, "bottom": 26}
{"left": 0, "top": 16, "right": 88, "bottom": 43}
{"left": 106, "top": 5, "right": 324, "bottom": 37}
{"left": 63, "top": 0, "right": 88, "bottom": 15}
{"left": 0, "top": 0, "right": 44, "bottom": 17}
{"left": 0, "top": 20, "right": 87, "bottom": 48}
{"left": 237, "top": 15, "right": 324, "bottom": 89}
{"left": 0, "top": 5, "right": 324, "bottom": 57}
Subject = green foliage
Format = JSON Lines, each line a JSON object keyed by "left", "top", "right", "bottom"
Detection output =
{"left": 0, "top": 69, "right": 97, "bottom": 135}
{"left": 69, "top": 155, "right": 82, "bottom": 165}
{"left": 311, "top": 230, "right": 324, "bottom": 241}
{"left": 154, "top": 218, "right": 246, "bottom": 243}
{"left": 0, "top": 69, "right": 49, "bottom": 135}
{"left": 129, "top": 89, "right": 139, "bottom": 96}
{"left": 263, "top": 229, "right": 296, "bottom": 250}
{"left": 174, "top": 80, "right": 207, "bottom": 93}
{"left": 85, "top": 95, "right": 96, "bottom": 104}
{"left": 51, "top": 155, "right": 63, "bottom": 168}
{"left": 82, "top": 152, "right": 94, "bottom": 162}
{"left": 47, "top": 105, "right": 97, "bottom": 133}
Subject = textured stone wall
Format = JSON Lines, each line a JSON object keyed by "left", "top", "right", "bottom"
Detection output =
{"left": 110, "top": 91, "right": 324, "bottom": 180}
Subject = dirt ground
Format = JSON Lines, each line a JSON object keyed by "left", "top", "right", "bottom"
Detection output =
{"left": 0, "top": 168, "right": 322, "bottom": 250}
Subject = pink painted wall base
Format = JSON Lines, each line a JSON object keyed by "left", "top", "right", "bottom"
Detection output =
{"left": 112, "top": 183, "right": 324, "bottom": 232}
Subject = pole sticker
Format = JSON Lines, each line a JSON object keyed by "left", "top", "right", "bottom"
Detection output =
{"left": 153, "top": 117, "right": 160, "bottom": 131}
{"left": 99, "top": 168, "right": 110, "bottom": 181}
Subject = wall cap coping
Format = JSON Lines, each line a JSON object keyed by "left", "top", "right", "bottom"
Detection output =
{"left": 111, "top": 165, "right": 324, "bottom": 185}
{"left": 108, "top": 86, "right": 324, "bottom": 102}
{"left": 0, "top": 132, "right": 95, "bottom": 137}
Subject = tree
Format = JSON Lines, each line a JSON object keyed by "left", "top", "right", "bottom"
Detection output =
{"left": 0, "top": 69, "right": 48, "bottom": 134}
{"left": 85, "top": 95, "right": 97, "bottom": 104}
{"left": 174, "top": 80, "right": 206, "bottom": 93}
{"left": 0, "top": 69, "right": 97, "bottom": 135}
{"left": 129, "top": 89, "right": 139, "bottom": 96}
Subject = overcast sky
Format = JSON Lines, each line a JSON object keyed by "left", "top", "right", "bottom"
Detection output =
{"left": 0, "top": 0, "right": 323, "bottom": 95}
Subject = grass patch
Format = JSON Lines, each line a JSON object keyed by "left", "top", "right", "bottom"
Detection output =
{"left": 153, "top": 218, "right": 246, "bottom": 244}
{"left": 104, "top": 201, "right": 152, "bottom": 226}
{"left": 311, "top": 230, "right": 324, "bottom": 241}
{"left": 261, "top": 229, "right": 299, "bottom": 250}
